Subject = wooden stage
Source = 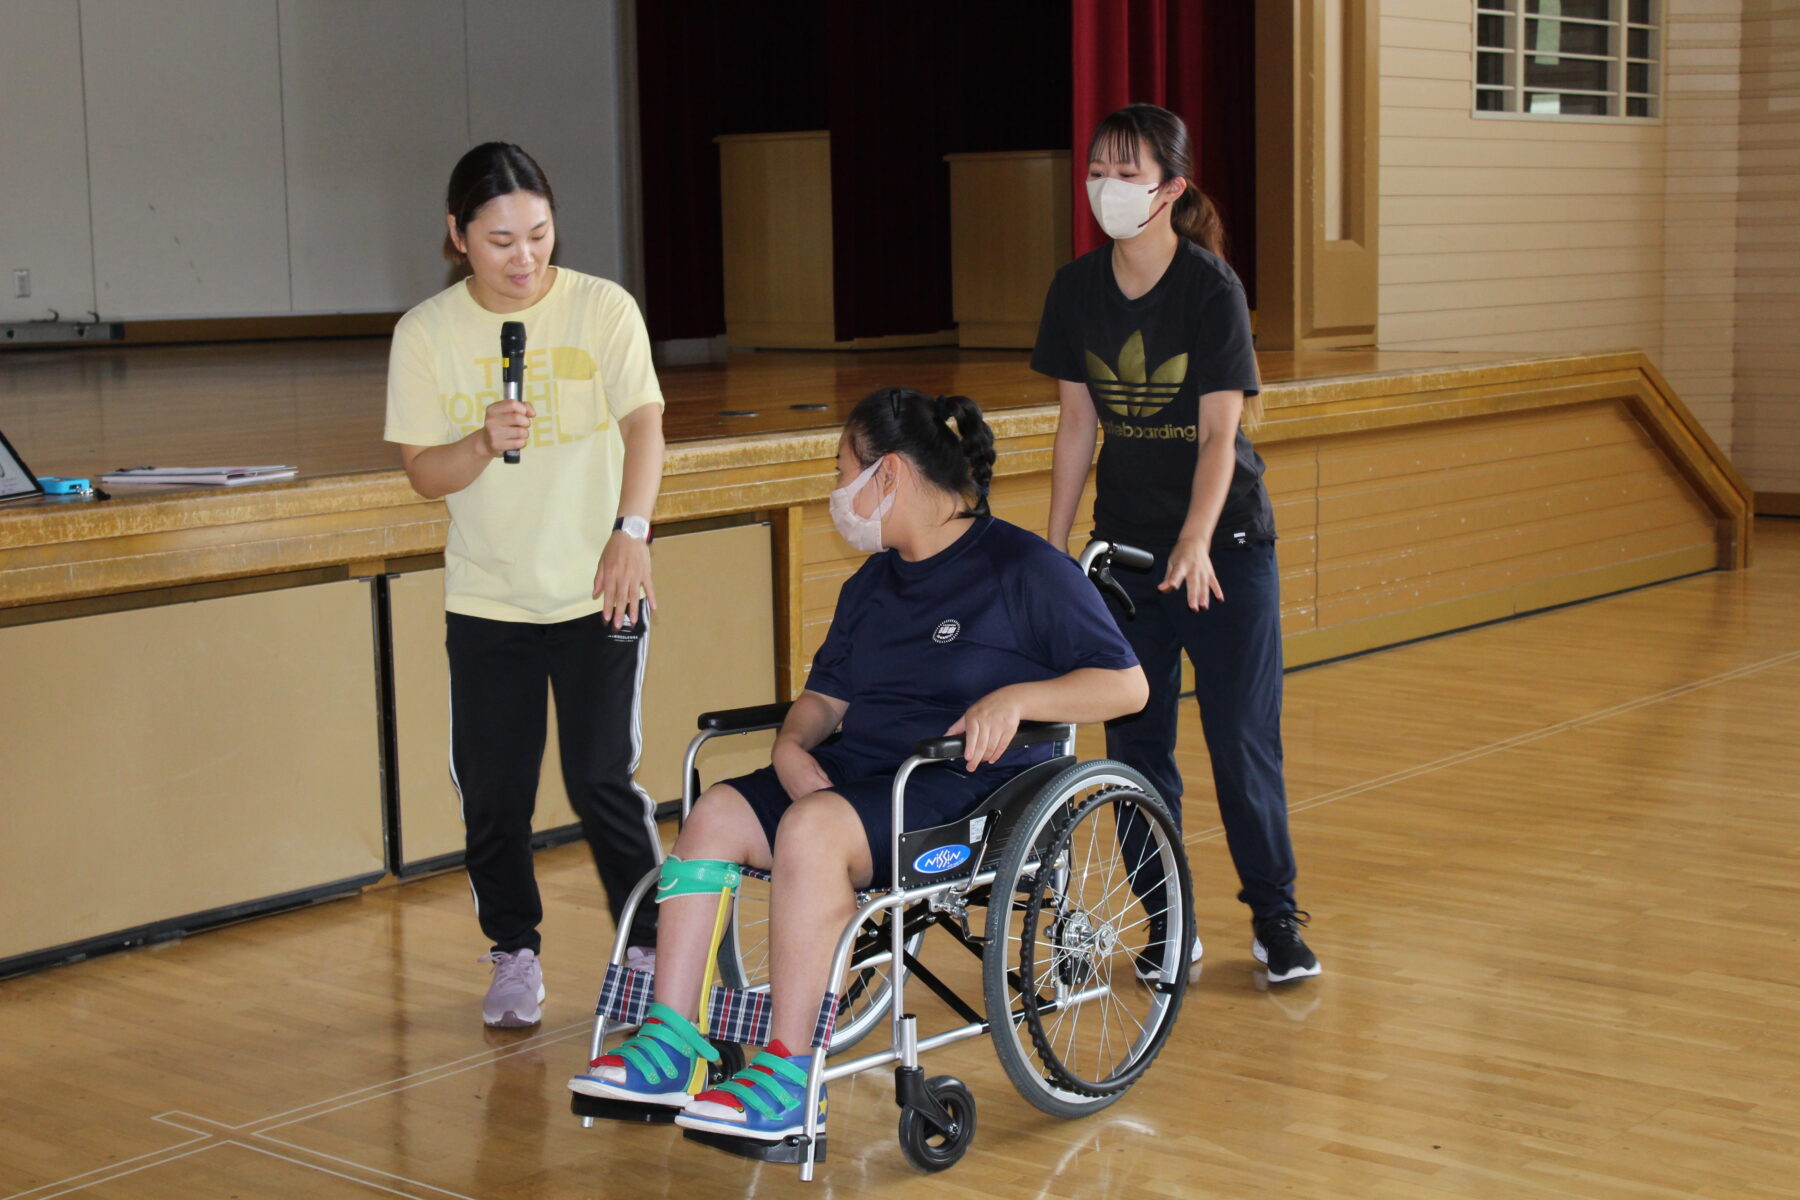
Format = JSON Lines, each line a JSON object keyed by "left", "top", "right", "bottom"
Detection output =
{"left": 1, "top": 514, "right": 1794, "bottom": 1198}
{"left": 0, "top": 339, "right": 1567, "bottom": 480}
{"left": 0, "top": 340, "right": 1752, "bottom": 672}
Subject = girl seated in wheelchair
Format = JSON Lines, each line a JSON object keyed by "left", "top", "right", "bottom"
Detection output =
{"left": 569, "top": 386, "right": 1149, "bottom": 1142}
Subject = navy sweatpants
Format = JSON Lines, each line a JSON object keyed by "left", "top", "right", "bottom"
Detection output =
{"left": 1102, "top": 540, "right": 1298, "bottom": 919}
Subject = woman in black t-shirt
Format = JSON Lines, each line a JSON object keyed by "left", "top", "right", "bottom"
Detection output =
{"left": 1032, "top": 103, "right": 1320, "bottom": 984}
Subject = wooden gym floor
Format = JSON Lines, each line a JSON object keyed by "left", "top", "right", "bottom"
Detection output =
{"left": 2, "top": 518, "right": 1795, "bottom": 1200}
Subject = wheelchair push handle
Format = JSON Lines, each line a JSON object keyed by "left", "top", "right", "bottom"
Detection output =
{"left": 1077, "top": 538, "right": 1154, "bottom": 620}
{"left": 914, "top": 720, "right": 1073, "bottom": 763}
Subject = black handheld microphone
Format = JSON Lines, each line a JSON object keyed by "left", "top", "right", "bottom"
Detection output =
{"left": 500, "top": 321, "right": 526, "bottom": 464}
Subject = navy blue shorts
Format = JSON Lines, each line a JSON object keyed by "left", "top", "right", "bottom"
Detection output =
{"left": 720, "top": 746, "right": 1027, "bottom": 888}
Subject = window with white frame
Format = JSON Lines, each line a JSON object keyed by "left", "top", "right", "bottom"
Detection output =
{"left": 1475, "top": 0, "right": 1660, "bottom": 119}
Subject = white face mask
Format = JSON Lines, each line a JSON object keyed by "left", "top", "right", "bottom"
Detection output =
{"left": 829, "top": 460, "right": 895, "bottom": 553}
{"left": 1086, "top": 176, "right": 1167, "bottom": 241}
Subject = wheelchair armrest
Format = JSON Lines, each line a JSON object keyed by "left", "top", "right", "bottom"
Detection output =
{"left": 696, "top": 702, "right": 794, "bottom": 733}
{"left": 913, "top": 720, "right": 1074, "bottom": 763}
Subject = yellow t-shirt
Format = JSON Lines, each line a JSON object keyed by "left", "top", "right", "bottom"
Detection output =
{"left": 383, "top": 268, "right": 664, "bottom": 623}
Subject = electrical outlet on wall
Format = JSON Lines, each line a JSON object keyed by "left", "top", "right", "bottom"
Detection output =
{"left": 12, "top": 270, "right": 27, "bottom": 299}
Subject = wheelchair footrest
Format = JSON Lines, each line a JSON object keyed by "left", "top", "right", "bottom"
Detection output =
{"left": 569, "top": 1092, "right": 681, "bottom": 1124}
{"left": 682, "top": 1127, "right": 826, "bottom": 1164}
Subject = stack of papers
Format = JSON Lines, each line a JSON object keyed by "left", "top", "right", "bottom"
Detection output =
{"left": 100, "top": 465, "right": 297, "bottom": 487}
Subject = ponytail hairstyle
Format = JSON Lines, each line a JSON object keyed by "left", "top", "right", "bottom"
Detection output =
{"left": 442, "top": 142, "right": 556, "bottom": 264}
{"left": 845, "top": 386, "right": 996, "bottom": 519}
{"left": 1087, "top": 104, "right": 1224, "bottom": 260}
{"left": 1088, "top": 104, "right": 1264, "bottom": 430}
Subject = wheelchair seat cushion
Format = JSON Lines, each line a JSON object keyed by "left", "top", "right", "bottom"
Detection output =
{"left": 718, "top": 745, "right": 1027, "bottom": 888}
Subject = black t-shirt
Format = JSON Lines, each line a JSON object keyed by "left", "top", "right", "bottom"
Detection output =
{"left": 1031, "top": 240, "right": 1273, "bottom": 552}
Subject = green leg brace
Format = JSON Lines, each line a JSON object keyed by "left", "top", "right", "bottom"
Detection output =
{"left": 655, "top": 854, "right": 741, "bottom": 1088}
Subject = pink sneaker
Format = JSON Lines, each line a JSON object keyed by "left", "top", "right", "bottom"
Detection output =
{"left": 479, "top": 949, "right": 544, "bottom": 1028}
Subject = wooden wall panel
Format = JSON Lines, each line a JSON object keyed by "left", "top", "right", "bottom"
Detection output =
{"left": 1734, "top": 0, "right": 1800, "bottom": 496}
{"left": 1308, "top": 402, "right": 1718, "bottom": 649}
{"left": 946, "top": 151, "right": 1071, "bottom": 349}
{"left": 1659, "top": 0, "right": 1743, "bottom": 452}
{"left": 1378, "top": 8, "right": 1668, "bottom": 356}
{"left": 717, "top": 132, "right": 837, "bottom": 350}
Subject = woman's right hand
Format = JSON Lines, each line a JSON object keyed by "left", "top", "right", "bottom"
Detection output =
{"left": 772, "top": 738, "right": 833, "bottom": 802}
{"left": 481, "top": 398, "right": 535, "bottom": 458}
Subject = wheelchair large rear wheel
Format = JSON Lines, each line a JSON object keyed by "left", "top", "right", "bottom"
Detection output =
{"left": 982, "top": 760, "right": 1192, "bottom": 1118}
{"left": 715, "top": 871, "right": 921, "bottom": 1055}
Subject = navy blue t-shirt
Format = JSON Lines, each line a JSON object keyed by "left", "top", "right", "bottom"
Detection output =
{"left": 805, "top": 517, "right": 1138, "bottom": 772}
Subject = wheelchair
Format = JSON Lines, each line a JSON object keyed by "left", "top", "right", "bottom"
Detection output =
{"left": 571, "top": 541, "right": 1194, "bottom": 1180}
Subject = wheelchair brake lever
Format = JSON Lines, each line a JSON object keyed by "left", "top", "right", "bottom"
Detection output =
{"left": 1094, "top": 565, "right": 1136, "bottom": 620}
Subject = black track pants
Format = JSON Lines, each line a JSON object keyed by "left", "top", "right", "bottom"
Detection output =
{"left": 447, "top": 609, "right": 661, "bottom": 955}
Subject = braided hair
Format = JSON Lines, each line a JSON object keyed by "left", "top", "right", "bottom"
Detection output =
{"left": 845, "top": 386, "right": 996, "bottom": 518}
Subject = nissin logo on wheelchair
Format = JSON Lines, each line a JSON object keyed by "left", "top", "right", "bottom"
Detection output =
{"left": 912, "top": 843, "right": 972, "bottom": 875}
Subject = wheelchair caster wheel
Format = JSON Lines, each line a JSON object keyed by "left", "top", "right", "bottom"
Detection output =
{"left": 897, "top": 1075, "right": 976, "bottom": 1172}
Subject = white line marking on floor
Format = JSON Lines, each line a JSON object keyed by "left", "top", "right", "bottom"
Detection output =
{"left": 254, "top": 1026, "right": 588, "bottom": 1134}
{"left": 1182, "top": 647, "right": 1800, "bottom": 846}
{"left": 248, "top": 1019, "right": 590, "bottom": 1129}
{"left": 230, "top": 1139, "right": 470, "bottom": 1200}
{"left": 4, "top": 1142, "right": 219, "bottom": 1200}
{"left": 251, "top": 1134, "right": 483, "bottom": 1200}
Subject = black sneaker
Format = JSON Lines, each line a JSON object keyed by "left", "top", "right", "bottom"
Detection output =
{"left": 1252, "top": 911, "right": 1320, "bottom": 983}
{"left": 1133, "top": 908, "right": 1203, "bottom": 984}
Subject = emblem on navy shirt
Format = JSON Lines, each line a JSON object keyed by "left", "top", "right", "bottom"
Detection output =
{"left": 932, "top": 619, "right": 961, "bottom": 644}
{"left": 1085, "top": 331, "right": 1188, "bottom": 418}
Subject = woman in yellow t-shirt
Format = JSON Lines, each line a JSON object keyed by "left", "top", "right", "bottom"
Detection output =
{"left": 385, "top": 142, "right": 667, "bottom": 1028}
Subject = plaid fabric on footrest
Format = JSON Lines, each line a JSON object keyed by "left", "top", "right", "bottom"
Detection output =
{"left": 594, "top": 962, "right": 653, "bottom": 1025}
{"left": 706, "top": 983, "right": 773, "bottom": 1045}
{"left": 702, "top": 985, "right": 844, "bottom": 1050}
{"left": 812, "top": 991, "right": 842, "bottom": 1049}
{"left": 598, "top": 964, "right": 845, "bottom": 1051}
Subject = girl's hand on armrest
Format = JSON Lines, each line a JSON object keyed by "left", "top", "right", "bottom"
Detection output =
{"left": 946, "top": 686, "right": 1025, "bottom": 774}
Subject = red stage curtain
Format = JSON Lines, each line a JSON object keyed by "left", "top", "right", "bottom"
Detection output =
{"left": 1070, "top": 0, "right": 1255, "bottom": 303}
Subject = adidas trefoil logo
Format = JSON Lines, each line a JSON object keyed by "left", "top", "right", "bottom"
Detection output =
{"left": 1085, "top": 331, "right": 1187, "bottom": 418}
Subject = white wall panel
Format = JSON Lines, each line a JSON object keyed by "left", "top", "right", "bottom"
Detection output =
{"left": 0, "top": 0, "right": 94, "bottom": 325}
{"left": 82, "top": 0, "right": 291, "bottom": 319}
{"left": 466, "top": 0, "right": 628, "bottom": 289}
{"left": 279, "top": 0, "right": 469, "bottom": 313}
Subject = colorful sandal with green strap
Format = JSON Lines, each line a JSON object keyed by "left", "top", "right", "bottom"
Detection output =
{"left": 675, "top": 1040, "right": 824, "bottom": 1141}
{"left": 568, "top": 1002, "right": 720, "bottom": 1106}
